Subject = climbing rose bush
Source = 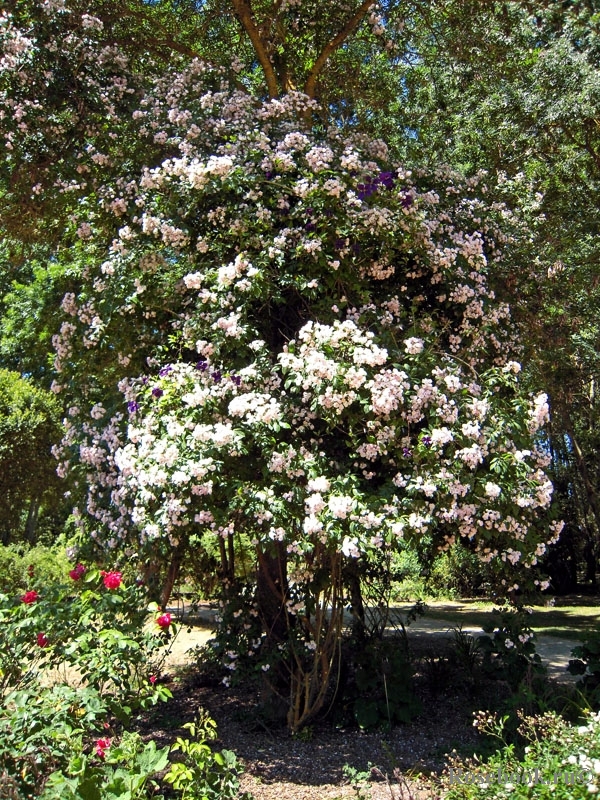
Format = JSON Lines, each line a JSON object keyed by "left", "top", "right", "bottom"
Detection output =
{"left": 0, "top": 2, "right": 562, "bottom": 727}
{"left": 46, "top": 60, "right": 561, "bottom": 590}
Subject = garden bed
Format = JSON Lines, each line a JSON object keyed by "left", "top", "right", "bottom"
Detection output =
{"left": 137, "top": 631, "right": 539, "bottom": 800}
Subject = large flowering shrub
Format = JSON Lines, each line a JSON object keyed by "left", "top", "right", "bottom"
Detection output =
{"left": 1, "top": 3, "right": 562, "bottom": 728}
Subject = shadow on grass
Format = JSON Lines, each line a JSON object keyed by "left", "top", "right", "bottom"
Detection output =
{"left": 393, "top": 598, "right": 600, "bottom": 642}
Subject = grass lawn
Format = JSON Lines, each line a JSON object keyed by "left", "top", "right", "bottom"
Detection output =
{"left": 397, "top": 596, "right": 600, "bottom": 641}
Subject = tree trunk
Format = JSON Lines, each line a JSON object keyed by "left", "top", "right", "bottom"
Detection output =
{"left": 584, "top": 535, "right": 597, "bottom": 586}
{"left": 344, "top": 558, "right": 366, "bottom": 641}
{"left": 256, "top": 541, "right": 289, "bottom": 642}
{"left": 24, "top": 500, "right": 40, "bottom": 544}
{"left": 160, "top": 544, "right": 185, "bottom": 609}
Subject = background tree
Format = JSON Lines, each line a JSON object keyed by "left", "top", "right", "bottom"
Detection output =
{"left": 394, "top": 0, "right": 600, "bottom": 589}
{"left": 0, "top": 369, "right": 63, "bottom": 544}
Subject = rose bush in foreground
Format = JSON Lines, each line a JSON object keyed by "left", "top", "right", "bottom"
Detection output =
{"left": 0, "top": 567, "right": 172, "bottom": 719}
{"left": 0, "top": 564, "right": 246, "bottom": 799}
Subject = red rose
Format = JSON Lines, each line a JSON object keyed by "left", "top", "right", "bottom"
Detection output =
{"left": 95, "top": 737, "right": 111, "bottom": 758}
{"left": 21, "top": 590, "right": 39, "bottom": 604}
{"left": 100, "top": 570, "right": 122, "bottom": 590}
{"left": 69, "top": 563, "right": 86, "bottom": 581}
{"left": 37, "top": 632, "right": 49, "bottom": 647}
{"left": 156, "top": 613, "right": 172, "bottom": 629}
{"left": 149, "top": 675, "right": 157, "bottom": 684}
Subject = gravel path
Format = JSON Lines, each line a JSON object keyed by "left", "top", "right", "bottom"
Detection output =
{"left": 163, "top": 601, "right": 580, "bottom": 683}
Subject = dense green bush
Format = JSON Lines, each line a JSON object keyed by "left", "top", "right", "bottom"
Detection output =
{"left": 428, "top": 543, "right": 492, "bottom": 598}
{"left": 0, "top": 543, "right": 71, "bottom": 595}
{"left": 0, "top": 370, "right": 63, "bottom": 544}
{"left": 389, "top": 546, "right": 429, "bottom": 601}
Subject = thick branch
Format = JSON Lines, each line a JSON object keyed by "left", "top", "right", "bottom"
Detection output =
{"left": 231, "top": 0, "right": 280, "bottom": 98}
{"left": 103, "top": 5, "right": 205, "bottom": 61}
{"left": 304, "top": 0, "right": 374, "bottom": 99}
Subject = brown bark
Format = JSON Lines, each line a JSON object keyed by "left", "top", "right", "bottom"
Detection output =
{"left": 304, "top": 0, "right": 375, "bottom": 99}
{"left": 24, "top": 500, "right": 40, "bottom": 544}
{"left": 256, "top": 541, "right": 289, "bottom": 641}
{"left": 160, "top": 544, "right": 185, "bottom": 609}
{"left": 231, "top": 0, "right": 280, "bottom": 98}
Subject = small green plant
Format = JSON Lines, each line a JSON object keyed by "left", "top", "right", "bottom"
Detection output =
{"left": 340, "top": 636, "right": 421, "bottom": 731}
{"left": 478, "top": 607, "right": 545, "bottom": 691}
{"left": 164, "top": 710, "right": 251, "bottom": 800}
{"left": 342, "top": 763, "right": 373, "bottom": 800}
{"left": 450, "top": 624, "right": 484, "bottom": 681}
{"left": 42, "top": 731, "right": 170, "bottom": 800}
{"left": 292, "top": 725, "right": 313, "bottom": 741}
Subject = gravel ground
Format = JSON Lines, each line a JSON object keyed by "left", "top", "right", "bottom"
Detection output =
{"left": 150, "top": 604, "right": 580, "bottom": 800}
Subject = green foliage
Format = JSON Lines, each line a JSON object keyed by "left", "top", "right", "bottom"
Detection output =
{"left": 164, "top": 710, "right": 251, "bottom": 800}
{"left": 0, "top": 369, "right": 63, "bottom": 544}
{"left": 478, "top": 607, "right": 546, "bottom": 691}
{"left": 0, "top": 683, "right": 110, "bottom": 798}
{"left": 388, "top": 546, "right": 430, "bottom": 601}
{"left": 450, "top": 625, "right": 485, "bottom": 682}
{"left": 0, "top": 256, "right": 72, "bottom": 385}
{"left": 0, "top": 563, "right": 248, "bottom": 800}
{"left": 339, "top": 637, "right": 421, "bottom": 731}
{"left": 0, "top": 543, "right": 71, "bottom": 594}
{"left": 0, "top": 569, "right": 172, "bottom": 712}
{"left": 569, "top": 630, "right": 600, "bottom": 708}
{"left": 43, "top": 732, "right": 170, "bottom": 800}
{"left": 0, "top": 570, "right": 175, "bottom": 797}
{"left": 397, "top": 0, "right": 600, "bottom": 592}
{"left": 342, "top": 763, "right": 373, "bottom": 800}
{"left": 443, "top": 710, "right": 600, "bottom": 798}
{"left": 0, "top": 570, "right": 170, "bottom": 797}
{"left": 428, "top": 543, "right": 492, "bottom": 599}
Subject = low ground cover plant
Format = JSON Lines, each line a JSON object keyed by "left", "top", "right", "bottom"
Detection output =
{"left": 442, "top": 710, "right": 600, "bottom": 799}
